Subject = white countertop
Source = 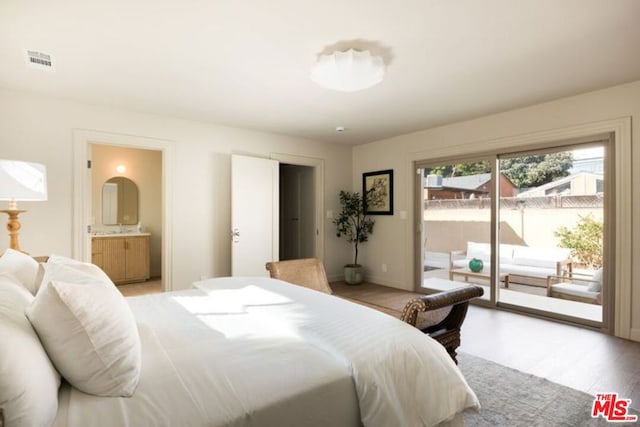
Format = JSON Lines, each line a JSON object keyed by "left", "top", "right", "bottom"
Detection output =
{"left": 91, "top": 232, "right": 150, "bottom": 238}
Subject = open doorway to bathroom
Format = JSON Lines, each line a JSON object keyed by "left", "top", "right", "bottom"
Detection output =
{"left": 90, "top": 144, "right": 163, "bottom": 296}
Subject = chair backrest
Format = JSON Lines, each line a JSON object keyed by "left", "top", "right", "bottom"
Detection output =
{"left": 265, "top": 258, "right": 332, "bottom": 294}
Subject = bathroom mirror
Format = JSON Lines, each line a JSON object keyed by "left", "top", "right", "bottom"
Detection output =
{"left": 102, "top": 176, "right": 139, "bottom": 225}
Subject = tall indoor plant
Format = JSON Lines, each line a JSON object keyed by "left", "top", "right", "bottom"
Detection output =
{"left": 334, "top": 190, "right": 375, "bottom": 285}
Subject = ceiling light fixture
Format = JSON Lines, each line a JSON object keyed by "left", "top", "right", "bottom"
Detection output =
{"left": 311, "top": 48, "right": 385, "bottom": 92}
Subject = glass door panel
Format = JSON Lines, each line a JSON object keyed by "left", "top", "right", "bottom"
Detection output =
{"left": 497, "top": 144, "right": 604, "bottom": 324}
{"left": 420, "top": 161, "right": 493, "bottom": 301}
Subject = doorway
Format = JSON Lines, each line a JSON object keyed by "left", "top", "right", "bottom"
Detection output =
{"left": 270, "top": 153, "right": 325, "bottom": 260}
{"left": 90, "top": 144, "right": 163, "bottom": 292}
{"left": 72, "top": 129, "right": 174, "bottom": 292}
{"left": 230, "top": 153, "right": 324, "bottom": 275}
{"left": 279, "top": 163, "right": 315, "bottom": 260}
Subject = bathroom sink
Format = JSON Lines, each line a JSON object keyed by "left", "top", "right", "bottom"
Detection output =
{"left": 92, "top": 231, "right": 149, "bottom": 237}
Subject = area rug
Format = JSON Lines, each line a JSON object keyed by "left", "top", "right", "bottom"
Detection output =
{"left": 458, "top": 352, "right": 639, "bottom": 426}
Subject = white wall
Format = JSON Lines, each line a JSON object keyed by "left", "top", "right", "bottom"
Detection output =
{"left": 0, "top": 87, "right": 353, "bottom": 287}
{"left": 353, "top": 79, "right": 640, "bottom": 340}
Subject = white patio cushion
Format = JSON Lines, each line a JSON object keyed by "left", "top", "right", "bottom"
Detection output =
{"left": 512, "top": 246, "right": 570, "bottom": 269}
{"left": 551, "top": 283, "right": 599, "bottom": 300}
{"left": 499, "top": 264, "right": 558, "bottom": 279}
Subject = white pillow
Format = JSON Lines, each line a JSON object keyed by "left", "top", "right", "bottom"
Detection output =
{"left": 42, "top": 254, "right": 112, "bottom": 285}
{"left": 466, "top": 241, "right": 491, "bottom": 262}
{"left": 0, "top": 273, "right": 61, "bottom": 426}
{"left": 0, "top": 248, "right": 39, "bottom": 294}
{"left": 26, "top": 276, "right": 141, "bottom": 397}
{"left": 588, "top": 268, "right": 604, "bottom": 292}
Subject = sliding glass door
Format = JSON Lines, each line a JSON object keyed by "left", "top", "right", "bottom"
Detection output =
{"left": 419, "top": 158, "right": 493, "bottom": 302}
{"left": 496, "top": 145, "right": 604, "bottom": 324}
{"left": 416, "top": 140, "right": 607, "bottom": 327}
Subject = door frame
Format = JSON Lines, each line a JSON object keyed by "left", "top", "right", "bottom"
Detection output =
{"left": 72, "top": 129, "right": 175, "bottom": 291}
{"left": 270, "top": 153, "right": 325, "bottom": 261}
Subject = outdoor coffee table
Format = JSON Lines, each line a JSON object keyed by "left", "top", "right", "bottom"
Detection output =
{"left": 449, "top": 268, "right": 510, "bottom": 288}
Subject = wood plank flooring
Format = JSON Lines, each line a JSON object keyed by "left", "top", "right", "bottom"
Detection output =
{"left": 117, "top": 279, "right": 162, "bottom": 297}
{"left": 332, "top": 281, "right": 640, "bottom": 410}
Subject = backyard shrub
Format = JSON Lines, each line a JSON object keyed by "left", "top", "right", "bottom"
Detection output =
{"left": 554, "top": 214, "right": 603, "bottom": 269}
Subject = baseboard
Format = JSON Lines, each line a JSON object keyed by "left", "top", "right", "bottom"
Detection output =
{"left": 364, "top": 274, "right": 412, "bottom": 291}
{"left": 327, "top": 273, "right": 343, "bottom": 283}
{"left": 630, "top": 328, "right": 640, "bottom": 342}
{"left": 327, "top": 273, "right": 410, "bottom": 291}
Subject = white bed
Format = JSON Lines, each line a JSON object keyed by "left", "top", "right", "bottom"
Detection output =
{"left": 0, "top": 251, "right": 479, "bottom": 427}
{"left": 54, "top": 277, "right": 478, "bottom": 427}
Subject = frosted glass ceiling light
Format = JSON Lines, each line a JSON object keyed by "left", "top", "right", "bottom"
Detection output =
{"left": 311, "top": 48, "right": 385, "bottom": 92}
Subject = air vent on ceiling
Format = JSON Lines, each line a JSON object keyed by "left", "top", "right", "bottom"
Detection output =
{"left": 24, "top": 50, "right": 55, "bottom": 71}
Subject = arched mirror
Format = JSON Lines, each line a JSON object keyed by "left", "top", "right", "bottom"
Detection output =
{"left": 102, "top": 176, "right": 139, "bottom": 225}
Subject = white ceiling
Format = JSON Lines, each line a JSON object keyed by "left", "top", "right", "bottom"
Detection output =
{"left": 2, "top": 0, "right": 640, "bottom": 145}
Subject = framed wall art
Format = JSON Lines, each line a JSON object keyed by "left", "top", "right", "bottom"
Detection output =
{"left": 362, "top": 169, "right": 393, "bottom": 215}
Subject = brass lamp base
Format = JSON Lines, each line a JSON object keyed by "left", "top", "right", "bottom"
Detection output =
{"left": 0, "top": 209, "right": 27, "bottom": 253}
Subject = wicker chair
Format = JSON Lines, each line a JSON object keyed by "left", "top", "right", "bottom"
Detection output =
{"left": 400, "top": 286, "right": 484, "bottom": 363}
{"left": 265, "top": 258, "right": 333, "bottom": 294}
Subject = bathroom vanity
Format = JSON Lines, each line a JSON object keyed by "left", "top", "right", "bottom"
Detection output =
{"left": 91, "top": 233, "right": 150, "bottom": 284}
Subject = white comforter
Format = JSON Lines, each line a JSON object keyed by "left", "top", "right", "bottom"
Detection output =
{"left": 55, "top": 277, "right": 478, "bottom": 427}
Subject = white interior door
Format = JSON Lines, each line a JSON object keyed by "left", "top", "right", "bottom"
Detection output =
{"left": 231, "top": 154, "right": 279, "bottom": 276}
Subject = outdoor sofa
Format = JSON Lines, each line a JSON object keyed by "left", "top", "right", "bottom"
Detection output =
{"left": 450, "top": 241, "right": 573, "bottom": 287}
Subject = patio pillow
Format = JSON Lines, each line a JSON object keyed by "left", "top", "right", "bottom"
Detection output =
{"left": 466, "top": 241, "right": 491, "bottom": 262}
{"left": 587, "top": 268, "right": 603, "bottom": 292}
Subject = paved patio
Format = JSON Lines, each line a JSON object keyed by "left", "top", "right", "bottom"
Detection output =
{"left": 422, "top": 254, "right": 602, "bottom": 323}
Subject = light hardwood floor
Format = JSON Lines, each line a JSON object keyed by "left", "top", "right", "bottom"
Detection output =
{"left": 117, "top": 279, "right": 162, "bottom": 297}
{"left": 332, "top": 281, "right": 640, "bottom": 410}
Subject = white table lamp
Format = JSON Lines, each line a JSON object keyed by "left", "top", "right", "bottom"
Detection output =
{"left": 0, "top": 159, "right": 48, "bottom": 253}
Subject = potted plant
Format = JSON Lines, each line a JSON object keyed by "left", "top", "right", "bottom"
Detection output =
{"left": 333, "top": 190, "right": 375, "bottom": 285}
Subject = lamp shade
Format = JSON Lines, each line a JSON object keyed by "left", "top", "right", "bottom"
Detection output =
{"left": 310, "top": 48, "right": 385, "bottom": 92}
{"left": 0, "top": 160, "right": 48, "bottom": 202}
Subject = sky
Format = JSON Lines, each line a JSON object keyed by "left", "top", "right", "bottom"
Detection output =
{"left": 573, "top": 146, "right": 604, "bottom": 160}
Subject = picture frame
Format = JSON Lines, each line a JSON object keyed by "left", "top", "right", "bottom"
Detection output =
{"left": 362, "top": 169, "right": 394, "bottom": 215}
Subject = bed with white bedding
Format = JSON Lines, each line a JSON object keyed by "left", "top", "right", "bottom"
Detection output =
{"left": 0, "top": 251, "right": 479, "bottom": 427}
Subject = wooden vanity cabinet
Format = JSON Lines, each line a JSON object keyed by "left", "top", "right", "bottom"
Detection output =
{"left": 92, "top": 235, "right": 150, "bottom": 284}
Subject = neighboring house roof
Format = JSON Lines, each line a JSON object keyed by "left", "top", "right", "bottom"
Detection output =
{"left": 441, "top": 173, "right": 492, "bottom": 191}
{"left": 517, "top": 171, "right": 603, "bottom": 197}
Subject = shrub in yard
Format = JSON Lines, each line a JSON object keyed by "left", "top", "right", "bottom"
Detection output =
{"left": 554, "top": 214, "right": 603, "bottom": 269}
